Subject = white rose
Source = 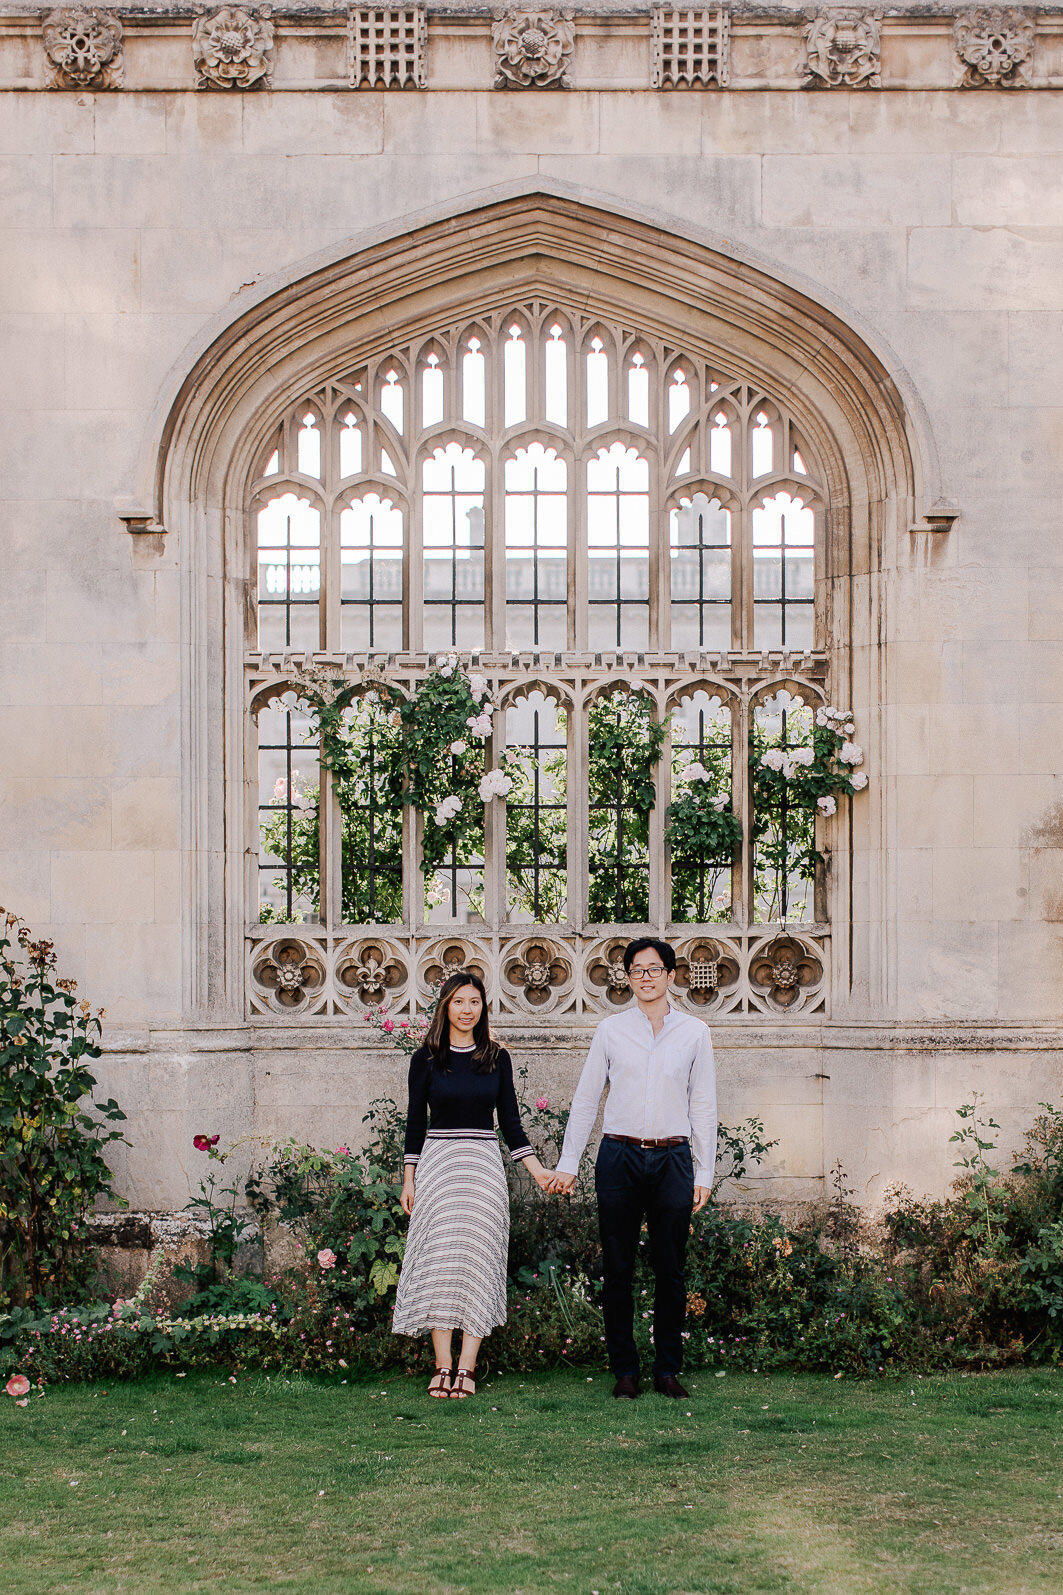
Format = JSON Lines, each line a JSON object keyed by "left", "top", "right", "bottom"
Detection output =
{"left": 711, "top": 794, "right": 728, "bottom": 812}
{"left": 450, "top": 740, "right": 467, "bottom": 756}
{"left": 790, "top": 747, "right": 814, "bottom": 767}
{"left": 851, "top": 771, "right": 869, "bottom": 791}
{"left": 840, "top": 742, "right": 864, "bottom": 766}
{"left": 468, "top": 674, "right": 489, "bottom": 702}
{"left": 817, "top": 795, "right": 837, "bottom": 816}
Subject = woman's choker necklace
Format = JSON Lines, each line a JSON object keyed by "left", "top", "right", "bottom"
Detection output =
{"left": 450, "top": 1040, "right": 475, "bottom": 1052}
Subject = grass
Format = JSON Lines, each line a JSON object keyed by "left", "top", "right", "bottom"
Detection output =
{"left": 2, "top": 1367, "right": 1061, "bottom": 1595}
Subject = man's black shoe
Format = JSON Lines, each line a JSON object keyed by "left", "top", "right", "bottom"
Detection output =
{"left": 653, "top": 1374, "right": 689, "bottom": 1399}
{"left": 612, "top": 1374, "right": 639, "bottom": 1400}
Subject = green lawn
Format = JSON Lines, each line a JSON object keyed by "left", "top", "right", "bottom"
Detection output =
{"left": 2, "top": 1367, "right": 1061, "bottom": 1594}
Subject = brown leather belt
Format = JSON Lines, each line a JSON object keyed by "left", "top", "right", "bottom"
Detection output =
{"left": 604, "top": 1134, "right": 689, "bottom": 1149}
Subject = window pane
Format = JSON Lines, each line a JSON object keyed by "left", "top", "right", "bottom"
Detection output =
{"left": 752, "top": 691, "right": 815, "bottom": 924}
{"left": 297, "top": 414, "right": 321, "bottom": 478}
{"left": 422, "top": 443, "right": 486, "bottom": 650}
{"left": 339, "top": 414, "right": 362, "bottom": 478}
{"left": 340, "top": 494, "right": 404, "bottom": 652}
{"left": 258, "top": 699, "right": 319, "bottom": 924}
{"left": 587, "top": 442, "right": 649, "bottom": 650}
{"left": 669, "top": 493, "right": 731, "bottom": 651}
{"left": 504, "top": 325, "right": 527, "bottom": 427}
{"left": 668, "top": 369, "right": 690, "bottom": 433}
{"left": 586, "top": 336, "right": 609, "bottom": 427}
{"left": 422, "top": 355, "right": 444, "bottom": 428}
{"left": 587, "top": 691, "right": 656, "bottom": 923}
{"left": 256, "top": 493, "right": 321, "bottom": 651}
{"left": 380, "top": 370, "right": 404, "bottom": 435}
{"left": 627, "top": 353, "right": 649, "bottom": 426}
{"left": 462, "top": 337, "right": 486, "bottom": 426}
{"left": 752, "top": 492, "right": 815, "bottom": 650}
{"left": 544, "top": 324, "right": 567, "bottom": 427}
{"left": 505, "top": 443, "right": 567, "bottom": 651}
{"left": 338, "top": 695, "right": 403, "bottom": 924}
{"left": 670, "top": 691, "right": 733, "bottom": 924}
{"left": 505, "top": 692, "right": 567, "bottom": 922}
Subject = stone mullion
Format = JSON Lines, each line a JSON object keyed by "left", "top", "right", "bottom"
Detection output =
{"left": 569, "top": 680, "right": 588, "bottom": 928}
{"left": 734, "top": 686, "right": 751, "bottom": 932}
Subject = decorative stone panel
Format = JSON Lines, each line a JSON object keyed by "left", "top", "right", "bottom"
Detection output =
{"left": 748, "top": 932, "right": 825, "bottom": 1014}
{"left": 492, "top": 8, "right": 575, "bottom": 89}
{"left": 501, "top": 936, "right": 573, "bottom": 1013}
{"left": 250, "top": 935, "right": 327, "bottom": 1015}
{"left": 245, "top": 928, "right": 830, "bottom": 1019}
{"left": 348, "top": 5, "right": 427, "bottom": 88}
{"left": 954, "top": 7, "right": 1034, "bottom": 87}
{"left": 335, "top": 937, "right": 408, "bottom": 1009}
{"left": 803, "top": 9, "right": 880, "bottom": 88}
{"left": 193, "top": 6, "right": 275, "bottom": 90}
{"left": 42, "top": 7, "right": 123, "bottom": 89}
{"left": 650, "top": 7, "right": 730, "bottom": 89}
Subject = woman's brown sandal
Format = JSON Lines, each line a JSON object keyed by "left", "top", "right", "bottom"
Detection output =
{"left": 428, "top": 1367, "right": 452, "bottom": 1398}
{"left": 449, "top": 1368, "right": 476, "bottom": 1399}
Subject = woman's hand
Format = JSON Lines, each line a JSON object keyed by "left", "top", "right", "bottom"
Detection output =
{"left": 521, "top": 1155, "right": 554, "bottom": 1193}
{"left": 401, "top": 1169, "right": 415, "bottom": 1215}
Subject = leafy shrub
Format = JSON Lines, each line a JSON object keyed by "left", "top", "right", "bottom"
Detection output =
{"left": 0, "top": 911, "right": 128, "bottom": 1309}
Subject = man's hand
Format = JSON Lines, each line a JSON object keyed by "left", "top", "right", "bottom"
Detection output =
{"left": 546, "top": 1171, "right": 576, "bottom": 1196}
{"left": 692, "top": 1185, "right": 711, "bottom": 1214}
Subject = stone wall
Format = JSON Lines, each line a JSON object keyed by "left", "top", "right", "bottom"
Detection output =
{"left": 3, "top": 3, "right": 1063, "bottom": 1211}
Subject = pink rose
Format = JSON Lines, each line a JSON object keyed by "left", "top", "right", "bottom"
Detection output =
{"left": 317, "top": 1249, "right": 337, "bottom": 1270}
{"left": 382, "top": 1019, "right": 395, "bottom": 1033}
{"left": 335, "top": 1146, "right": 349, "bottom": 1157}
{"left": 5, "top": 1374, "right": 30, "bottom": 1398}
{"left": 535, "top": 1097, "right": 550, "bottom": 1111}
{"left": 193, "top": 1134, "right": 219, "bottom": 1151}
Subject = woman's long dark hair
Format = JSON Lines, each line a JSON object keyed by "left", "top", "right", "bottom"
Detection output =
{"left": 423, "top": 971, "right": 499, "bottom": 1073}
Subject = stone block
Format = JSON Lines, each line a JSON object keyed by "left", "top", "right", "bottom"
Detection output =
{"left": 1007, "top": 312, "right": 1063, "bottom": 409}
{"left": 52, "top": 154, "right": 284, "bottom": 234}
{"left": 46, "top": 566, "right": 158, "bottom": 648}
{"left": 0, "top": 567, "right": 45, "bottom": 644}
{"left": 896, "top": 920, "right": 999, "bottom": 1022}
{"left": 382, "top": 90, "right": 478, "bottom": 155}
{"left": 51, "top": 849, "right": 156, "bottom": 926}
{"left": 908, "top": 229, "right": 1063, "bottom": 313}
{"left": 600, "top": 92, "right": 702, "bottom": 157}
{"left": 242, "top": 91, "right": 384, "bottom": 156}
{"left": 704, "top": 90, "right": 851, "bottom": 156}
{"left": 0, "top": 91, "right": 94, "bottom": 155}
{"left": 62, "top": 312, "right": 203, "bottom": 413}
{"left": 955, "top": 156, "right": 1063, "bottom": 229}
{"left": 0, "top": 230, "right": 141, "bottom": 315}
{"left": 111, "top": 778, "right": 180, "bottom": 851}
{"left": 0, "top": 155, "right": 54, "bottom": 229}
{"left": 1, "top": 778, "right": 112, "bottom": 851}
{"left": 847, "top": 91, "right": 1001, "bottom": 156}
{"left": 0, "top": 642, "right": 103, "bottom": 708}
{"left": 895, "top": 775, "right": 974, "bottom": 851}
{"left": 932, "top": 846, "right": 1026, "bottom": 925}
{"left": 0, "top": 314, "right": 67, "bottom": 414}
{"left": 100, "top": 643, "right": 180, "bottom": 709}
{"left": 540, "top": 154, "right": 760, "bottom": 230}
{"left": 763, "top": 155, "right": 951, "bottom": 230}
{"left": 928, "top": 703, "right": 1021, "bottom": 779}
{"left": 476, "top": 90, "right": 599, "bottom": 155}
{"left": 92, "top": 93, "right": 168, "bottom": 156}
{"left": 0, "top": 849, "right": 51, "bottom": 923}
{"left": 82, "top": 922, "right": 183, "bottom": 1021}
{"left": 165, "top": 92, "right": 244, "bottom": 153}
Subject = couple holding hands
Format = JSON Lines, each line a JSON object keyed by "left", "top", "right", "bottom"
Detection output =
{"left": 392, "top": 938, "right": 718, "bottom": 1401}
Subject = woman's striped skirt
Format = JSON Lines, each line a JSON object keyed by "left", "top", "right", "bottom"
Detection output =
{"left": 392, "top": 1131, "right": 510, "bottom": 1339}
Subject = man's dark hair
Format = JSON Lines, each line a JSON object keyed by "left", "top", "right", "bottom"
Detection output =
{"left": 622, "top": 936, "right": 676, "bottom": 974}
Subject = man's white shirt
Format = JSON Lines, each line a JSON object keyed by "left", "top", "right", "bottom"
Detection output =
{"left": 555, "top": 1005, "right": 717, "bottom": 1186}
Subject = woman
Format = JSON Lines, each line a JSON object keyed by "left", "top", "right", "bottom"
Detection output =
{"left": 392, "top": 971, "right": 552, "bottom": 1398}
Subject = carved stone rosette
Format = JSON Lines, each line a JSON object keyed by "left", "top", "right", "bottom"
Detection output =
{"left": 501, "top": 936, "right": 573, "bottom": 1013}
{"left": 748, "top": 933, "right": 825, "bottom": 1013}
{"left": 584, "top": 938, "right": 633, "bottom": 1006}
{"left": 193, "top": 6, "right": 275, "bottom": 90}
{"left": 492, "top": 9, "right": 575, "bottom": 89}
{"left": 250, "top": 935, "right": 327, "bottom": 1015}
{"left": 803, "top": 9, "right": 881, "bottom": 89}
{"left": 673, "top": 936, "right": 741, "bottom": 1011}
{"left": 334, "top": 937, "right": 408, "bottom": 1009}
{"left": 42, "top": 7, "right": 123, "bottom": 90}
{"left": 418, "top": 938, "right": 489, "bottom": 999}
{"left": 954, "top": 7, "right": 1034, "bottom": 87}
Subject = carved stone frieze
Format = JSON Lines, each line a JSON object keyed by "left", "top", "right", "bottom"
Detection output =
{"left": 501, "top": 936, "right": 573, "bottom": 1012}
{"left": 250, "top": 936, "right": 327, "bottom": 1015}
{"left": 584, "top": 938, "right": 632, "bottom": 1006}
{"left": 954, "top": 7, "right": 1034, "bottom": 87}
{"left": 673, "top": 936, "right": 740, "bottom": 1011}
{"left": 492, "top": 9, "right": 575, "bottom": 89}
{"left": 42, "top": 7, "right": 123, "bottom": 90}
{"left": 651, "top": 6, "right": 730, "bottom": 90}
{"left": 348, "top": 6, "right": 427, "bottom": 89}
{"left": 193, "top": 6, "right": 275, "bottom": 90}
{"left": 419, "top": 938, "right": 489, "bottom": 997}
{"left": 335, "top": 938, "right": 407, "bottom": 1008}
{"left": 803, "top": 9, "right": 881, "bottom": 89}
{"left": 748, "top": 933, "right": 824, "bottom": 1013}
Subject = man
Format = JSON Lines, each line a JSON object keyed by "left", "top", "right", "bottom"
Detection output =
{"left": 548, "top": 937, "right": 716, "bottom": 1399}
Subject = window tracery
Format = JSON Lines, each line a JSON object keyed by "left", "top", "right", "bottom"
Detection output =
{"left": 245, "top": 301, "right": 840, "bottom": 1018}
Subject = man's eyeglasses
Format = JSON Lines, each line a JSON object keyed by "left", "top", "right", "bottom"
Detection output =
{"left": 629, "top": 965, "right": 666, "bottom": 980}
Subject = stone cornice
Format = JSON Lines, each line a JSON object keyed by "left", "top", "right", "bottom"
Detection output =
{"left": 3, "top": 7, "right": 1063, "bottom": 91}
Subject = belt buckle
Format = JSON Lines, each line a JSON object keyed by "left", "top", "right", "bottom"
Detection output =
{"left": 639, "top": 1137, "right": 655, "bottom": 1149}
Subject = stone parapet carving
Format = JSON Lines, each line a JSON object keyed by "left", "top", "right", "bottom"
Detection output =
{"left": 651, "top": 6, "right": 730, "bottom": 89}
{"left": 803, "top": 8, "right": 881, "bottom": 89}
{"left": 42, "top": 7, "right": 123, "bottom": 90}
{"left": 492, "top": 8, "right": 575, "bottom": 89}
{"left": 348, "top": 5, "right": 427, "bottom": 88}
{"left": 246, "top": 927, "right": 829, "bottom": 1019}
{"left": 954, "top": 7, "right": 1034, "bottom": 86}
{"left": 193, "top": 5, "right": 275, "bottom": 90}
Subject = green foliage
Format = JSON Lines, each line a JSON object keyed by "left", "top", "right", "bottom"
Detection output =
{"left": 587, "top": 693, "right": 668, "bottom": 922}
{"left": 174, "top": 1144, "right": 254, "bottom": 1297}
{"left": 503, "top": 719, "right": 569, "bottom": 922}
{"left": 0, "top": 912, "right": 128, "bottom": 1310}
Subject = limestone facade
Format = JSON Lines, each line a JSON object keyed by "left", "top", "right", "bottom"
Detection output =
{"left": 2, "top": 2, "right": 1063, "bottom": 1213}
